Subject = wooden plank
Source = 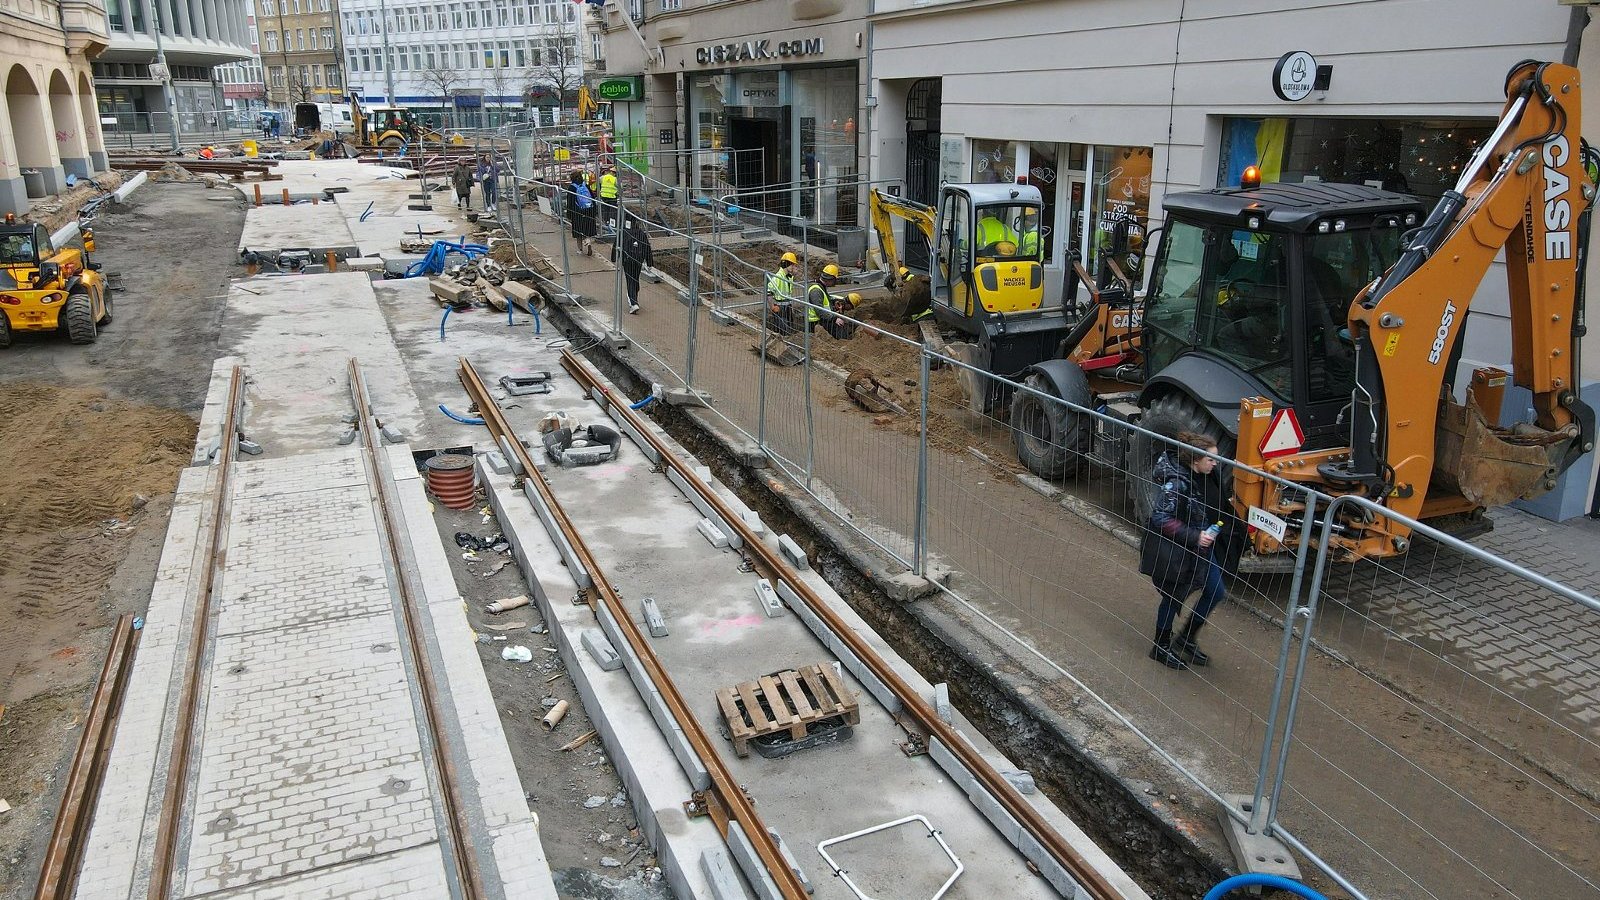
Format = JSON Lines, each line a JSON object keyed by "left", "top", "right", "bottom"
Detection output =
{"left": 715, "top": 687, "right": 752, "bottom": 757}
{"left": 817, "top": 664, "right": 862, "bottom": 726}
{"left": 758, "top": 676, "right": 795, "bottom": 728}
{"left": 737, "top": 681, "right": 770, "bottom": 733}
{"left": 798, "top": 666, "right": 838, "bottom": 716}
{"left": 779, "top": 670, "right": 814, "bottom": 720}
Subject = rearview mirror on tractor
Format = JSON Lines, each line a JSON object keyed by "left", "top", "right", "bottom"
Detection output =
{"left": 36, "top": 262, "right": 60, "bottom": 285}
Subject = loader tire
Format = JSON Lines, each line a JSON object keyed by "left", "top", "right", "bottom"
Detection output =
{"left": 64, "top": 292, "right": 98, "bottom": 344}
{"left": 0, "top": 312, "right": 11, "bottom": 349}
{"left": 1127, "top": 392, "right": 1233, "bottom": 526}
{"left": 97, "top": 289, "right": 113, "bottom": 326}
{"left": 1011, "top": 370, "right": 1091, "bottom": 482}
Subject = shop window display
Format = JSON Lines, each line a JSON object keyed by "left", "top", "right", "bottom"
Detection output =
{"left": 1219, "top": 117, "right": 1493, "bottom": 205}
{"left": 971, "top": 139, "right": 1017, "bottom": 185}
{"left": 1026, "top": 142, "right": 1058, "bottom": 264}
{"left": 1090, "top": 145, "right": 1152, "bottom": 284}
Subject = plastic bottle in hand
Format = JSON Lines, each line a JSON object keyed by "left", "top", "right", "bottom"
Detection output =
{"left": 1199, "top": 520, "right": 1222, "bottom": 549}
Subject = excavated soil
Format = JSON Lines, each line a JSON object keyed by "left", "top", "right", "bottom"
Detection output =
{"left": 0, "top": 385, "right": 196, "bottom": 701}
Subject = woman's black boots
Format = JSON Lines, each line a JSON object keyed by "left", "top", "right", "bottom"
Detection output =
{"left": 1173, "top": 619, "right": 1210, "bottom": 667}
{"left": 1149, "top": 630, "right": 1188, "bottom": 670}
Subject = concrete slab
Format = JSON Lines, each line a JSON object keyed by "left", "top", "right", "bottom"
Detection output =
{"left": 222, "top": 272, "right": 424, "bottom": 457}
{"left": 238, "top": 201, "right": 358, "bottom": 255}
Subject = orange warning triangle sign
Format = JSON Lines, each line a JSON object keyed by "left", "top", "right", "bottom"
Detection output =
{"left": 1258, "top": 408, "right": 1305, "bottom": 459}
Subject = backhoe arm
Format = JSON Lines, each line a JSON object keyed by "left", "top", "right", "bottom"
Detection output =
{"left": 1342, "top": 60, "right": 1596, "bottom": 521}
{"left": 869, "top": 189, "right": 936, "bottom": 285}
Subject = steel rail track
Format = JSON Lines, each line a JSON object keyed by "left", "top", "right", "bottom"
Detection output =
{"left": 456, "top": 357, "right": 811, "bottom": 899}
{"left": 555, "top": 348, "right": 1126, "bottom": 900}
{"left": 349, "top": 358, "right": 489, "bottom": 900}
{"left": 33, "top": 614, "right": 140, "bottom": 900}
{"left": 147, "top": 363, "right": 246, "bottom": 900}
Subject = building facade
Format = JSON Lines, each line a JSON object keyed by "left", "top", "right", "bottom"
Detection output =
{"left": 258, "top": 0, "right": 341, "bottom": 107}
{"left": 867, "top": 0, "right": 1598, "bottom": 517}
{"left": 337, "top": 0, "right": 583, "bottom": 129}
{"left": 1, "top": 0, "right": 112, "bottom": 214}
{"left": 594, "top": 0, "right": 870, "bottom": 230}
{"left": 95, "top": 0, "right": 253, "bottom": 131}
{"left": 216, "top": 11, "right": 265, "bottom": 111}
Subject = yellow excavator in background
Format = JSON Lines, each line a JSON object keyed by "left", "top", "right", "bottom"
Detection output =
{"left": 347, "top": 96, "right": 444, "bottom": 150}
{"left": 868, "top": 183, "right": 1065, "bottom": 380}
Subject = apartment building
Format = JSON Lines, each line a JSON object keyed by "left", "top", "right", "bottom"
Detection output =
{"left": 258, "top": 0, "right": 342, "bottom": 106}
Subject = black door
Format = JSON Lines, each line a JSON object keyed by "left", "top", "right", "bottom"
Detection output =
{"left": 903, "top": 78, "right": 941, "bottom": 273}
{"left": 729, "top": 116, "right": 781, "bottom": 210}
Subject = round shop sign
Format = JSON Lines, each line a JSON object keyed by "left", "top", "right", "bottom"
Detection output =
{"left": 1272, "top": 51, "right": 1317, "bottom": 102}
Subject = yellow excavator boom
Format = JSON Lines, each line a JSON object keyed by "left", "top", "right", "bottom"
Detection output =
{"left": 868, "top": 189, "right": 936, "bottom": 286}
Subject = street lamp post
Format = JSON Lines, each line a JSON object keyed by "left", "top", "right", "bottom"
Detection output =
{"left": 377, "top": 0, "right": 395, "bottom": 104}
{"left": 145, "top": 0, "right": 182, "bottom": 151}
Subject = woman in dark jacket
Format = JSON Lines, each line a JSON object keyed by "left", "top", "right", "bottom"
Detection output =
{"left": 1139, "top": 431, "right": 1236, "bottom": 669}
{"left": 567, "top": 170, "right": 598, "bottom": 254}
{"left": 610, "top": 211, "right": 653, "bottom": 313}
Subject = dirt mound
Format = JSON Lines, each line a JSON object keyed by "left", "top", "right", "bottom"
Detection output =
{"left": 0, "top": 384, "right": 196, "bottom": 530}
{"left": 151, "top": 162, "right": 203, "bottom": 183}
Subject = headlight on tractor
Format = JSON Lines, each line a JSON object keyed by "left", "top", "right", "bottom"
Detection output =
{"left": 40, "top": 292, "right": 63, "bottom": 304}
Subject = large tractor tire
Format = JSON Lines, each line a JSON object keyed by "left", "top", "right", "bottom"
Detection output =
{"left": 0, "top": 312, "right": 11, "bottom": 349}
{"left": 1011, "top": 369, "right": 1092, "bottom": 481}
{"left": 96, "top": 288, "right": 113, "bottom": 326}
{"left": 380, "top": 135, "right": 404, "bottom": 150}
{"left": 64, "top": 292, "right": 98, "bottom": 344}
{"left": 1127, "top": 392, "right": 1234, "bottom": 526}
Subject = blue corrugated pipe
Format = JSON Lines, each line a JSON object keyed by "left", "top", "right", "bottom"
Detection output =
{"left": 438, "top": 304, "right": 453, "bottom": 341}
{"left": 1204, "top": 875, "right": 1328, "bottom": 900}
{"left": 437, "top": 404, "right": 484, "bottom": 425}
{"left": 405, "top": 237, "right": 489, "bottom": 278}
{"left": 628, "top": 394, "right": 655, "bottom": 410}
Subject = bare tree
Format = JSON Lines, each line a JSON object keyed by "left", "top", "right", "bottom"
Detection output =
{"left": 484, "top": 62, "right": 520, "bottom": 128}
{"left": 419, "top": 62, "right": 463, "bottom": 130}
{"left": 524, "top": 25, "right": 580, "bottom": 121}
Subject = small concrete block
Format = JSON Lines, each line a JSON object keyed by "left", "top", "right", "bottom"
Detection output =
{"left": 699, "top": 847, "right": 748, "bottom": 900}
{"left": 740, "top": 509, "right": 765, "bottom": 535}
{"left": 1016, "top": 473, "right": 1062, "bottom": 501}
{"left": 581, "top": 628, "right": 623, "bottom": 671}
{"left": 776, "top": 534, "right": 808, "bottom": 570}
{"left": 380, "top": 424, "right": 404, "bottom": 444}
{"left": 237, "top": 438, "right": 263, "bottom": 456}
{"left": 503, "top": 280, "right": 539, "bottom": 307}
{"left": 753, "top": 579, "right": 783, "bottom": 618}
{"left": 709, "top": 309, "right": 735, "bottom": 326}
{"left": 496, "top": 436, "right": 526, "bottom": 475}
{"left": 1218, "top": 793, "right": 1302, "bottom": 881}
{"left": 662, "top": 387, "right": 711, "bottom": 407}
{"left": 767, "top": 829, "right": 812, "bottom": 894}
{"left": 885, "top": 572, "right": 936, "bottom": 602}
{"left": 641, "top": 597, "right": 668, "bottom": 638}
{"left": 337, "top": 427, "right": 357, "bottom": 446}
{"left": 1001, "top": 770, "right": 1037, "bottom": 794}
{"left": 344, "top": 256, "right": 385, "bottom": 271}
{"left": 484, "top": 451, "right": 511, "bottom": 475}
{"left": 562, "top": 444, "right": 613, "bottom": 465}
{"left": 430, "top": 277, "right": 472, "bottom": 303}
{"left": 694, "top": 464, "right": 713, "bottom": 481}
{"left": 934, "top": 682, "right": 953, "bottom": 725}
{"left": 697, "top": 518, "right": 730, "bottom": 549}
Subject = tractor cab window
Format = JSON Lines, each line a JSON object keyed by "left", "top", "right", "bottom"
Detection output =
{"left": 1304, "top": 227, "right": 1403, "bottom": 400}
{"left": 972, "top": 203, "right": 1039, "bottom": 262}
{"left": 1143, "top": 219, "right": 1206, "bottom": 375}
{"left": 1196, "top": 228, "right": 1293, "bottom": 396}
{"left": 0, "top": 230, "right": 39, "bottom": 265}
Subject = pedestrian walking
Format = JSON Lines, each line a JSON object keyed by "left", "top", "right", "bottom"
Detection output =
{"left": 476, "top": 153, "right": 499, "bottom": 213}
{"left": 598, "top": 166, "right": 620, "bottom": 232}
{"left": 1138, "top": 431, "right": 1240, "bottom": 669}
{"left": 270, "top": 116, "right": 281, "bottom": 140}
{"left": 452, "top": 160, "right": 473, "bottom": 209}
{"left": 567, "top": 170, "right": 597, "bottom": 254}
{"left": 610, "top": 211, "right": 653, "bottom": 313}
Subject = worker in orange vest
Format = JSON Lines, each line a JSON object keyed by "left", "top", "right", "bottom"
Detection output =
{"left": 198, "top": 146, "right": 215, "bottom": 160}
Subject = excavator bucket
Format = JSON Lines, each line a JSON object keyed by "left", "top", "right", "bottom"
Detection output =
{"left": 755, "top": 335, "right": 805, "bottom": 367}
{"left": 1433, "top": 393, "right": 1567, "bottom": 508}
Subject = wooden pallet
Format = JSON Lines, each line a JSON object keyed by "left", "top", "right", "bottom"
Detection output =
{"left": 716, "top": 663, "right": 860, "bottom": 758}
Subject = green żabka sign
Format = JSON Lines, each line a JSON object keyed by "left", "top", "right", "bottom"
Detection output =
{"left": 597, "top": 78, "right": 643, "bottom": 102}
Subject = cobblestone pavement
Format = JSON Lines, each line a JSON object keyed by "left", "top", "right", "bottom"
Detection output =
{"left": 76, "top": 443, "right": 552, "bottom": 899}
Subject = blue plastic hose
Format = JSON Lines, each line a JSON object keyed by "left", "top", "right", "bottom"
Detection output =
{"left": 405, "top": 238, "right": 490, "bottom": 278}
{"left": 438, "top": 304, "right": 453, "bottom": 341}
{"left": 629, "top": 394, "right": 655, "bottom": 410}
{"left": 1204, "top": 875, "right": 1328, "bottom": 900}
{"left": 359, "top": 200, "right": 374, "bottom": 222}
{"left": 437, "top": 404, "right": 484, "bottom": 425}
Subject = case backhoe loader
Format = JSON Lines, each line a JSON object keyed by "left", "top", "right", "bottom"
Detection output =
{"left": 1004, "top": 59, "right": 1594, "bottom": 561}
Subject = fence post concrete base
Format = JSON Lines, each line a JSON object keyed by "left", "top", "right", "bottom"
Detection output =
{"left": 1217, "top": 793, "right": 1301, "bottom": 881}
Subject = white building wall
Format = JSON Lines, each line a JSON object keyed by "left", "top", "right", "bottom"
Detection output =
{"left": 338, "top": 0, "right": 581, "bottom": 120}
